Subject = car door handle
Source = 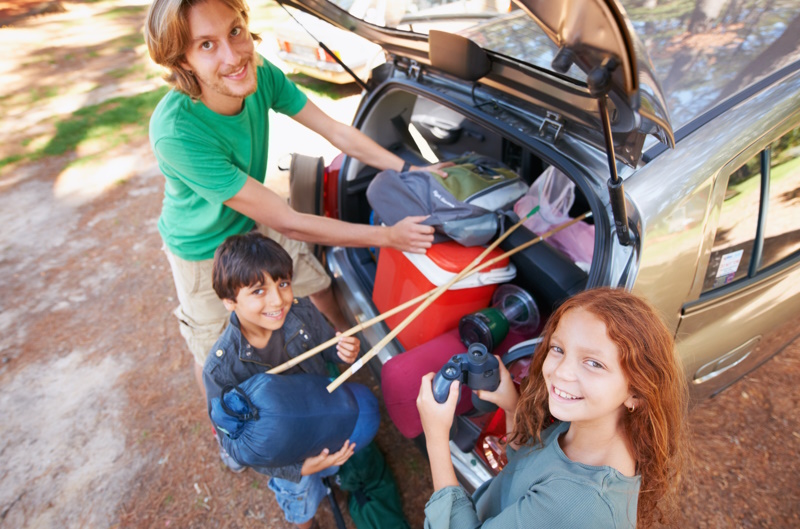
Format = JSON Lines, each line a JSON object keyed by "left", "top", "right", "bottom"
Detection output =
{"left": 692, "top": 336, "right": 761, "bottom": 385}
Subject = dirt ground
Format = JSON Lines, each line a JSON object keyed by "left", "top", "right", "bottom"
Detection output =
{"left": 0, "top": 2, "right": 798, "bottom": 528}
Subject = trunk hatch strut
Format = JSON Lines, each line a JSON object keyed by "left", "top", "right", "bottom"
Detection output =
{"left": 587, "top": 57, "right": 632, "bottom": 247}
{"left": 278, "top": 4, "right": 370, "bottom": 92}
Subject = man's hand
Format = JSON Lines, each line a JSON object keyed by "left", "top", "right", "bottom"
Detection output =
{"left": 386, "top": 215, "right": 434, "bottom": 254}
{"left": 416, "top": 373, "right": 460, "bottom": 444}
{"left": 336, "top": 332, "right": 359, "bottom": 364}
{"left": 410, "top": 161, "right": 455, "bottom": 177}
{"left": 300, "top": 440, "right": 355, "bottom": 476}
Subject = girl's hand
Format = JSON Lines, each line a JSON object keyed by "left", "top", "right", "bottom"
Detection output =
{"left": 300, "top": 440, "right": 355, "bottom": 475}
{"left": 417, "top": 372, "right": 460, "bottom": 444}
{"left": 474, "top": 358, "right": 519, "bottom": 414}
{"left": 336, "top": 332, "right": 360, "bottom": 364}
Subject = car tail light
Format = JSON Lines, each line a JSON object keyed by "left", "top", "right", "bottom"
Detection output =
{"left": 477, "top": 408, "right": 509, "bottom": 471}
{"left": 316, "top": 47, "right": 339, "bottom": 63}
{"left": 476, "top": 355, "right": 534, "bottom": 473}
{"left": 276, "top": 39, "right": 292, "bottom": 53}
{"left": 323, "top": 153, "right": 344, "bottom": 219}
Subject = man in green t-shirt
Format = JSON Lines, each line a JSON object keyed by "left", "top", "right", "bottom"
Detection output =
{"left": 144, "top": 0, "right": 445, "bottom": 400}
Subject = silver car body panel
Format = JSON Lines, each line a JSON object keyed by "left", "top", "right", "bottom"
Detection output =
{"left": 312, "top": 0, "right": 800, "bottom": 494}
{"left": 627, "top": 68, "right": 800, "bottom": 399}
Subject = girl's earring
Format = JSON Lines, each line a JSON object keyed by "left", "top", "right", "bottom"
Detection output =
{"left": 627, "top": 404, "right": 636, "bottom": 413}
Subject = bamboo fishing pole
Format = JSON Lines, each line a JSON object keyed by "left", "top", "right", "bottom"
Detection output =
{"left": 268, "top": 206, "right": 538, "bottom": 375}
{"left": 269, "top": 210, "right": 591, "bottom": 376}
{"left": 325, "top": 210, "right": 592, "bottom": 393}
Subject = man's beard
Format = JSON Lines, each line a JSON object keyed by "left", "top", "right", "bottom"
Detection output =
{"left": 199, "top": 53, "right": 258, "bottom": 100}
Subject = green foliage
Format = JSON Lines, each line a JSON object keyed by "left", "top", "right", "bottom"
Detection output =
{"left": 106, "top": 63, "right": 146, "bottom": 79}
{"left": 99, "top": 5, "right": 147, "bottom": 20}
{"left": 0, "top": 154, "right": 24, "bottom": 169}
{"left": 28, "top": 85, "right": 60, "bottom": 103}
{"left": 39, "top": 86, "right": 168, "bottom": 159}
{"left": 107, "top": 31, "right": 145, "bottom": 52}
{"left": 2, "top": 86, "right": 168, "bottom": 171}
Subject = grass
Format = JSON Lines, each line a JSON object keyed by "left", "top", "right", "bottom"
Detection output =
{"left": 99, "top": 5, "right": 148, "bottom": 20}
{"left": 0, "top": 154, "right": 25, "bottom": 169}
{"left": 107, "top": 31, "right": 145, "bottom": 52}
{"left": 29, "top": 85, "right": 60, "bottom": 103}
{"left": 45, "top": 87, "right": 167, "bottom": 156}
{"left": 106, "top": 63, "right": 147, "bottom": 79}
{"left": 1, "top": 86, "right": 168, "bottom": 170}
{"left": 722, "top": 153, "right": 800, "bottom": 211}
{"left": 0, "top": 0, "right": 344, "bottom": 175}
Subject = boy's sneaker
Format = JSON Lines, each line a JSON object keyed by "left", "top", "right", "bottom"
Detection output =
{"left": 213, "top": 429, "right": 246, "bottom": 473}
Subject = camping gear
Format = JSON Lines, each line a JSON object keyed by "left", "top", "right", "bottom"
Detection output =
{"left": 514, "top": 166, "right": 595, "bottom": 269}
{"left": 210, "top": 373, "right": 379, "bottom": 468}
{"left": 327, "top": 212, "right": 592, "bottom": 393}
{"left": 372, "top": 241, "right": 516, "bottom": 350}
{"left": 431, "top": 343, "right": 500, "bottom": 403}
{"left": 380, "top": 329, "right": 530, "bottom": 439}
{"left": 337, "top": 442, "right": 410, "bottom": 529}
{"left": 459, "top": 284, "right": 540, "bottom": 351}
{"left": 367, "top": 153, "right": 528, "bottom": 246}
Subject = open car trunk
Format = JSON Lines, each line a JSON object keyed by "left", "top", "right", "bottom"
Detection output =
{"left": 333, "top": 73, "right": 610, "bottom": 308}
{"left": 323, "top": 68, "right": 619, "bottom": 490}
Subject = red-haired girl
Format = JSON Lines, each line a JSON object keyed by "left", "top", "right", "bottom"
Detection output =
{"left": 417, "top": 287, "right": 689, "bottom": 528}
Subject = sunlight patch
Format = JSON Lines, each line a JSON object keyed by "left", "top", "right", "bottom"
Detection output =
{"left": 54, "top": 154, "right": 139, "bottom": 205}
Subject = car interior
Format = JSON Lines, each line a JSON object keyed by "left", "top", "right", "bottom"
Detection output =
{"left": 336, "top": 89, "right": 593, "bottom": 322}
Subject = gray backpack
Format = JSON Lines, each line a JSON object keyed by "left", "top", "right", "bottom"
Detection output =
{"left": 366, "top": 153, "right": 527, "bottom": 246}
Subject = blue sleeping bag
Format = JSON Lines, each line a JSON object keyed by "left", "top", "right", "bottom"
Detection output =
{"left": 211, "top": 373, "right": 380, "bottom": 468}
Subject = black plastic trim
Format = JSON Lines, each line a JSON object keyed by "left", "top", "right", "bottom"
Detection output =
{"left": 749, "top": 149, "right": 770, "bottom": 277}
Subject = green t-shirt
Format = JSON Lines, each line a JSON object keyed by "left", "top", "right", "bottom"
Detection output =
{"left": 150, "top": 56, "right": 308, "bottom": 261}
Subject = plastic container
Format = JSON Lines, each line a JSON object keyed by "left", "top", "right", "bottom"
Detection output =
{"left": 372, "top": 241, "right": 516, "bottom": 350}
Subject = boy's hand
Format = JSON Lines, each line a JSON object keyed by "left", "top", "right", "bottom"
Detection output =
{"left": 300, "top": 440, "right": 355, "bottom": 475}
{"left": 336, "top": 332, "right": 360, "bottom": 364}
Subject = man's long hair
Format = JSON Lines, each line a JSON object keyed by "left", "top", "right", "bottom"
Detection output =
{"left": 144, "top": 0, "right": 261, "bottom": 97}
{"left": 512, "top": 287, "right": 690, "bottom": 527}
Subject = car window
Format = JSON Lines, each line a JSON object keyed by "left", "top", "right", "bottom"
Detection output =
{"left": 702, "top": 156, "right": 761, "bottom": 292}
{"left": 760, "top": 125, "right": 800, "bottom": 271}
{"left": 702, "top": 125, "right": 800, "bottom": 293}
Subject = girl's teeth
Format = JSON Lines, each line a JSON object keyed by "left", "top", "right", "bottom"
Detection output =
{"left": 555, "top": 388, "right": 579, "bottom": 400}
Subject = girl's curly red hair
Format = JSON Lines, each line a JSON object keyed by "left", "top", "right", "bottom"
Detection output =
{"left": 512, "top": 287, "right": 689, "bottom": 527}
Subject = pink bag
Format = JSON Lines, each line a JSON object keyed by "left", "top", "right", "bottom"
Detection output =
{"left": 514, "top": 166, "right": 594, "bottom": 270}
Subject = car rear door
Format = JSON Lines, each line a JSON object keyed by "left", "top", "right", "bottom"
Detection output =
{"left": 677, "top": 121, "right": 800, "bottom": 401}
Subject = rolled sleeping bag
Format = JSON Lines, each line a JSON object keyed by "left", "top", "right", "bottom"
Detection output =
{"left": 211, "top": 373, "right": 380, "bottom": 468}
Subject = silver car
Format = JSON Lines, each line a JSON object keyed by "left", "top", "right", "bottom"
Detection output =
{"left": 281, "top": 0, "right": 800, "bottom": 490}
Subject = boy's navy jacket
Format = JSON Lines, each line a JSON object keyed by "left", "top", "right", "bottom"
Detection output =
{"left": 203, "top": 297, "right": 342, "bottom": 482}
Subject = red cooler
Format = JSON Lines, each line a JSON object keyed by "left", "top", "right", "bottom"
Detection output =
{"left": 372, "top": 241, "right": 516, "bottom": 350}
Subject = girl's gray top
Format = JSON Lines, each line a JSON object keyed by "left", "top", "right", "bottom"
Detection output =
{"left": 424, "top": 421, "right": 641, "bottom": 529}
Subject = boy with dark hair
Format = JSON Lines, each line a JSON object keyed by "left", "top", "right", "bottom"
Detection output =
{"left": 204, "top": 232, "right": 367, "bottom": 529}
{"left": 145, "top": 0, "right": 445, "bottom": 402}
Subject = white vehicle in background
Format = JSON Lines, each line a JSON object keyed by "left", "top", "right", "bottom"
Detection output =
{"left": 271, "top": 0, "right": 513, "bottom": 84}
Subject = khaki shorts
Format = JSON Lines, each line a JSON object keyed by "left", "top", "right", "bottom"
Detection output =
{"left": 165, "top": 225, "right": 331, "bottom": 366}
